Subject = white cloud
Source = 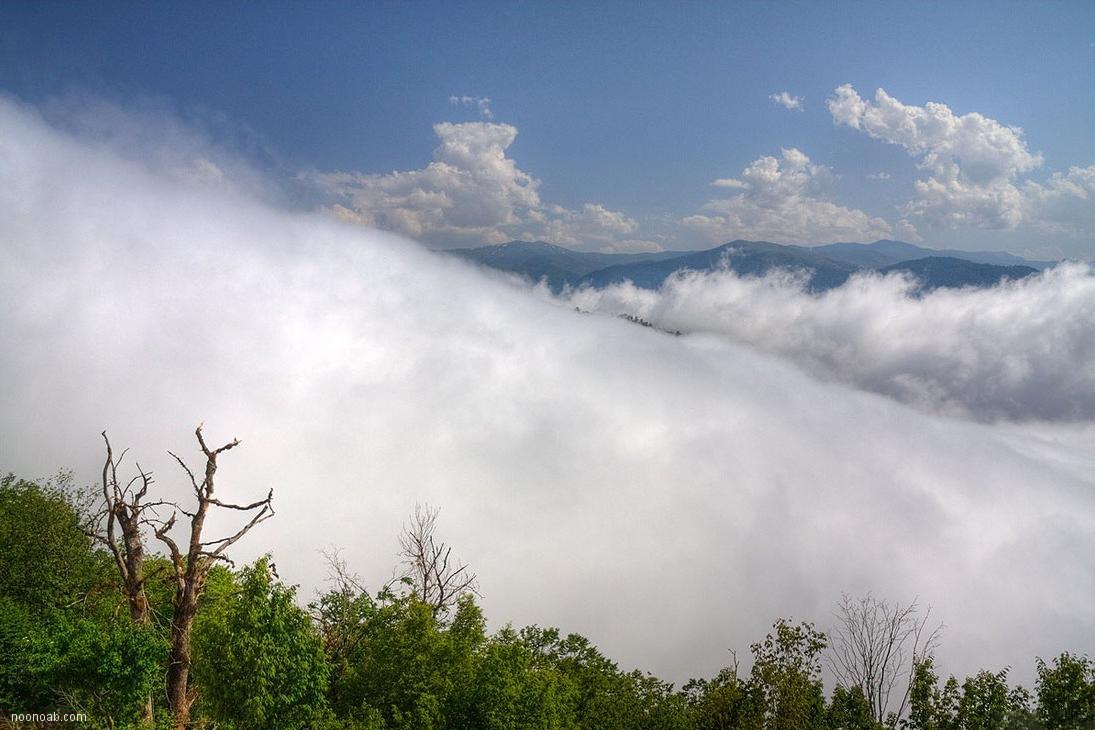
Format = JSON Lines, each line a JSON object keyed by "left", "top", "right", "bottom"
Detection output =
{"left": 711, "top": 177, "right": 749, "bottom": 189}
{"left": 828, "top": 85, "right": 1042, "bottom": 184}
{"left": 770, "top": 91, "right": 804, "bottom": 111}
{"left": 894, "top": 218, "right": 923, "bottom": 242}
{"left": 449, "top": 94, "right": 494, "bottom": 120}
{"left": 537, "top": 203, "right": 642, "bottom": 249}
{"left": 866, "top": 171, "right": 891, "bottom": 180}
{"left": 683, "top": 148, "right": 894, "bottom": 243}
{"left": 829, "top": 85, "right": 1095, "bottom": 239}
{"left": 305, "top": 121, "right": 645, "bottom": 250}
{"left": 2, "top": 96, "right": 1095, "bottom": 690}
{"left": 557, "top": 264, "right": 1095, "bottom": 422}
{"left": 305, "top": 122, "right": 541, "bottom": 244}
{"left": 1022, "top": 164, "right": 1095, "bottom": 238}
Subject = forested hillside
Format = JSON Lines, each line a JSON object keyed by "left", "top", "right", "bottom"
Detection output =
{"left": 2, "top": 431, "right": 1093, "bottom": 730}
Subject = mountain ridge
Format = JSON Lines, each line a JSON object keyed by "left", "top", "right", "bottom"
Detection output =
{"left": 448, "top": 239, "right": 1052, "bottom": 293}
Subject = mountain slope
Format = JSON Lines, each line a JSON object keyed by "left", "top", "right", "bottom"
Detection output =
{"left": 878, "top": 256, "right": 1039, "bottom": 291}
{"left": 814, "top": 240, "right": 1057, "bottom": 270}
{"left": 577, "top": 241, "right": 859, "bottom": 292}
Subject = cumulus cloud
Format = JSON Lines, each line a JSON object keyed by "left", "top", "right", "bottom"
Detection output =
{"left": 305, "top": 121, "right": 541, "bottom": 243}
{"left": 866, "top": 171, "right": 891, "bottom": 181}
{"left": 683, "top": 148, "right": 895, "bottom": 243}
{"left": 770, "top": 91, "right": 804, "bottom": 111}
{"left": 828, "top": 85, "right": 1042, "bottom": 184}
{"left": 449, "top": 94, "right": 494, "bottom": 120}
{"left": 1022, "top": 165, "right": 1095, "bottom": 238}
{"left": 535, "top": 202, "right": 647, "bottom": 250}
{"left": 829, "top": 85, "right": 1095, "bottom": 238}
{"left": 2, "top": 95, "right": 1095, "bottom": 689}
{"left": 305, "top": 121, "right": 642, "bottom": 250}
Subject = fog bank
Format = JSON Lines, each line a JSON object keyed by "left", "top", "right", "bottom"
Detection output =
{"left": 1, "top": 95, "right": 1093, "bottom": 686}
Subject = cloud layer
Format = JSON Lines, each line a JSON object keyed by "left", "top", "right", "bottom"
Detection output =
{"left": 2, "top": 96, "right": 1094, "bottom": 689}
{"left": 555, "top": 264, "right": 1095, "bottom": 422}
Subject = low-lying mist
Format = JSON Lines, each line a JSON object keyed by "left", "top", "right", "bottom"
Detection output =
{"left": 550, "top": 262, "right": 1095, "bottom": 422}
{"left": 1, "top": 95, "right": 1093, "bottom": 687}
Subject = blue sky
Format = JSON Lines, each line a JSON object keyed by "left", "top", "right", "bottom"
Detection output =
{"left": 2, "top": 1, "right": 1093, "bottom": 257}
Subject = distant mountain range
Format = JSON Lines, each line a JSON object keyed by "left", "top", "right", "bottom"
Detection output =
{"left": 448, "top": 239, "right": 1054, "bottom": 293}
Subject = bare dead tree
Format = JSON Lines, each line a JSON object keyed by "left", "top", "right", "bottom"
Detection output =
{"left": 398, "top": 504, "right": 477, "bottom": 618}
{"left": 322, "top": 546, "right": 366, "bottom": 598}
{"left": 89, "top": 431, "right": 176, "bottom": 725}
{"left": 150, "top": 424, "right": 274, "bottom": 730}
{"left": 311, "top": 547, "right": 371, "bottom": 681}
{"left": 92, "top": 432, "right": 170, "bottom": 625}
{"left": 827, "top": 593, "right": 943, "bottom": 725}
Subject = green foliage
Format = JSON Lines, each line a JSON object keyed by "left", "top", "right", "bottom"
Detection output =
{"left": 192, "top": 555, "right": 329, "bottom": 729}
{"left": 4, "top": 468, "right": 1095, "bottom": 730}
{"left": 36, "top": 611, "right": 164, "bottom": 725}
{"left": 450, "top": 625, "right": 573, "bottom": 729}
{"left": 904, "top": 658, "right": 944, "bottom": 730}
{"left": 903, "top": 659, "right": 1039, "bottom": 730}
{"left": 681, "top": 619, "right": 832, "bottom": 730}
{"left": 684, "top": 665, "right": 763, "bottom": 729}
{"left": 0, "top": 474, "right": 165, "bottom": 728}
{"left": 314, "top": 582, "right": 485, "bottom": 727}
{"left": 0, "top": 473, "right": 109, "bottom": 611}
{"left": 1036, "top": 652, "right": 1095, "bottom": 730}
{"left": 750, "top": 619, "right": 828, "bottom": 730}
{"left": 952, "top": 669, "right": 1027, "bottom": 730}
{"left": 827, "top": 685, "right": 878, "bottom": 730}
{"left": 500, "top": 626, "right": 689, "bottom": 729}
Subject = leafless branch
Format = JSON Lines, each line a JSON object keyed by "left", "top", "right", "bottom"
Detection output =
{"left": 398, "top": 503, "right": 478, "bottom": 618}
{"left": 827, "top": 592, "right": 944, "bottom": 724}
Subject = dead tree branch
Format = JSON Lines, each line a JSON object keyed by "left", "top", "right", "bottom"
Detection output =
{"left": 827, "top": 592, "right": 943, "bottom": 724}
{"left": 398, "top": 503, "right": 477, "bottom": 618}
{"left": 151, "top": 424, "right": 274, "bottom": 730}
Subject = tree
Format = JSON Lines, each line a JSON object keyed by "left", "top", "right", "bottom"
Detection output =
{"left": 0, "top": 474, "right": 163, "bottom": 728}
{"left": 150, "top": 424, "right": 275, "bottom": 730}
{"left": 902, "top": 660, "right": 1037, "bottom": 730}
{"left": 91, "top": 433, "right": 164, "bottom": 626}
{"left": 954, "top": 669, "right": 1016, "bottom": 730}
{"left": 828, "top": 593, "right": 942, "bottom": 725}
{"left": 826, "top": 684, "right": 878, "bottom": 730}
{"left": 87, "top": 433, "right": 177, "bottom": 724}
{"left": 317, "top": 589, "right": 485, "bottom": 727}
{"left": 683, "top": 659, "right": 763, "bottom": 730}
{"left": 1036, "top": 652, "right": 1095, "bottom": 730}
{"left": 398, "top": 504, "right": 477, "bottom": 619}
{"left": 0, "top": 473, "right": 105, "bottom": 612}
{"left": 192, "top": 556, "right": 329, "bottom": 729}
{"left": 453, "top": 624, "right": 574, "bottom": 729}
{"left": 750, "top": 618, "right": 829, "bottom": 730}
{"left": 903, "top": 658, "right": 944, "bottom": 730}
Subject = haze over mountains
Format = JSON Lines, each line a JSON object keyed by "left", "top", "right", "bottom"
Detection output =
{"left": 450, "top": 239, "right": 1054, "bottom": 293}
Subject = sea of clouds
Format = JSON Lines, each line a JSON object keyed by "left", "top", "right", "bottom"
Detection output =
{"left": 1, "top": 94, "right": 1093, "bottom": 687}
{"left": 551, "top": 263, "right": 1095, "bottom": 422}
